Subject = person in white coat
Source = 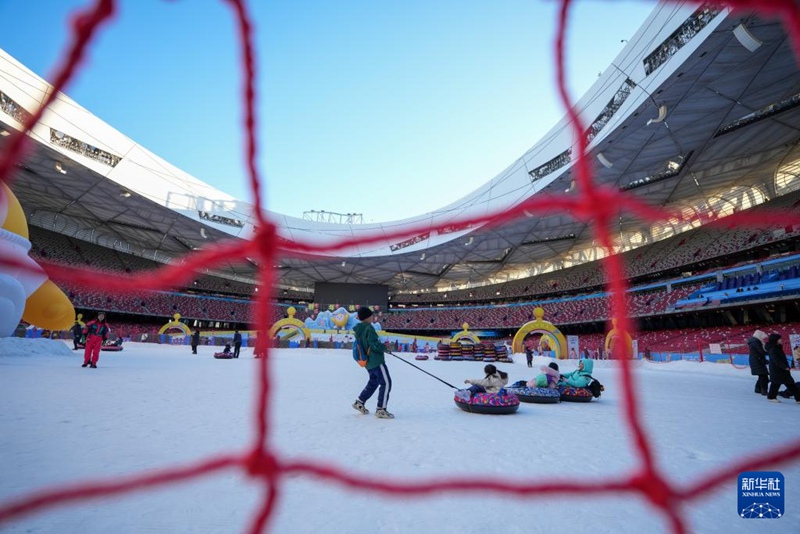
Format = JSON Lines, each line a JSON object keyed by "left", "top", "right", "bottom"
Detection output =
{"left": 462, "top": 364, "right": 509, "bottom": 399}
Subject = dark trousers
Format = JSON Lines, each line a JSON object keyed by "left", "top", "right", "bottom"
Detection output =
{"left": 358, "top": 363, "right": 392, "bottom": 409}
{"left": 754, "top": 374, "right": 769, "bottom": 395}
{"left": 73, "top": 337, "right": 81, "bottom": 350}
{"left": 191, "top": 344, "right": 198, "bottom": 354}
{"left": 468, "top": 385, "right": 487, "bottom": 395}
{"left": 234, "top": 342, "right": 241, "bottom": 358}
{"left": 767, "top": 371, "right": 799, "bottom": 401}
{"left": 525, "top": 352, "right": 533, "bottom": 367}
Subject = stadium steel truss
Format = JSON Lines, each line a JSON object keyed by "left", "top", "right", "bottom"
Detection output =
{"left": 0, "top": 1, "right": 799, "bottom": 298}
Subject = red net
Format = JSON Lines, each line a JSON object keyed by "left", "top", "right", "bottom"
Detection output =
{"left": 2, "top": 1, "right": 800, "bottom": 533}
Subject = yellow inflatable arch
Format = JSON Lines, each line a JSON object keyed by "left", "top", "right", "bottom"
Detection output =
{"left": 512, "top": 307, "right": 568, "bottom": 359}
{"left": 450, "top": 323, "right": 480, "bottom": 344}
{"left": 159, "top": 313, "right": 191, "bottom": 335}
{"left": 605, "top": 318, "right": 633, "bottom": 359}
{"left": 268, "top": 307, "right": 311, "bottom": 341}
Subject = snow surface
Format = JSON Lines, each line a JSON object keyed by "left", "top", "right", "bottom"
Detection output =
{"left": 1, "top": 338, "right": 798, "bottom": 533}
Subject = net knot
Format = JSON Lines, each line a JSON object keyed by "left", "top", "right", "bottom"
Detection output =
{"left": 574, "top": 185, "right": 618, "bottom": 224}
{"left": 246, "top": 449, "right": 279, "bottom": 479}
{"left": 255, "top": 222, "right": 277, "bottom": 260}
{"left": 631, "top": 471, "right": 676, "bottom": 511}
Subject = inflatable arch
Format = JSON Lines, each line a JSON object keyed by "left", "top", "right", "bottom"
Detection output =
{"left": 268, "top": 307, "right": 311, "bottom": 341}
{"left": 159, "top": 313, "right": 191, "bottom": 335}
{"left": 605, "top": 318, "right": 633, "bottom": 359}
{"left": 512, "top": 307, "right": 568, "bottom": 358}
{"left": 450, "top": 323, "right": 480, "bottom": 344}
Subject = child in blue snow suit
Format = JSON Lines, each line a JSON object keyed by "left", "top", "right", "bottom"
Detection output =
{"left": 558, "top": 358, "right": 594, "bottom": 388}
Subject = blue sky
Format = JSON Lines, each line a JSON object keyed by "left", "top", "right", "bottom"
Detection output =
{"left": 0, "top": 0, "right": 656, "bottom": 223}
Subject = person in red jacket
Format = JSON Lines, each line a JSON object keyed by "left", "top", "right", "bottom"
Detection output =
{"left": 82, "top": 312, "right": 109, "bottom": 368}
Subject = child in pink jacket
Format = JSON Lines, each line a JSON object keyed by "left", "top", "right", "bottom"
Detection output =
{"left": 527, "top": 361, "right": 560, "bottom": 389}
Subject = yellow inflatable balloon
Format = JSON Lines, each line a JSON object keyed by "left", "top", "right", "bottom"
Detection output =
{"left": 0, "top": 183, "right": 74, "bottom": 335}
{"left": 331, "top": 308, "right": 350, "bottom": 329}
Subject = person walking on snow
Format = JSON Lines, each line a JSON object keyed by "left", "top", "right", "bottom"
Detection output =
{"left": 191, "top": 328, "right": 200, "bottom": 355}
{"left": 352, "top": 307, "right": 394, "bottom": 419}
{"left": 233, "top": 330, "right": 242, "bottom": 358}
{"left": 765, "top": 333, "right": 800, "bottom": 403}
{"left": 82, "top": 312, "right": 109, "bottom": 368}
{"left": 747, "top": 330, "right": 769, "bottom": 396}
{"left": 70, "top": 320, "right": 82, "bottom": 350}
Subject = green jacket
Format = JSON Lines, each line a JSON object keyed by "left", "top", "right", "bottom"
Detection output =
{"left": 353, "top": 321, "right": 386, "bottom": 370}
{"left": 558, "top": 358, "right": 594, "bottom": 388}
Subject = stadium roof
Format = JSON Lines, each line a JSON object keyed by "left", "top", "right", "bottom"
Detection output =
{"left": 1, "top": 2, "right": 799, "bottom": 294}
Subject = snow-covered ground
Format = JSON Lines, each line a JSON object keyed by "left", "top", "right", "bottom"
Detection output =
{"left": 0, "top": 338, "right": 798, "bottom": 533}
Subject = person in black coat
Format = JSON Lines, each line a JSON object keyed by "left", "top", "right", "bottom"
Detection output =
{"left": 747, "top": 330, "right": 769, "bottom": 395}
{"left": 70, "top": 320, "right": 83, "bottom": 350}
{"left": 191, "top": 328, "right": 200, "bottom": 355}
{"left": 765, "top": 333, "right": 800, "bottom": 403}
{"left": 233, "top": 330, "right": 242, "bottom": 358}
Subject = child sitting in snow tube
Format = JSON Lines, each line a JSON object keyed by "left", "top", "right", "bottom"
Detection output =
{"left": 454, "top": 364, "right": 519, "bottom": 414}
{"left": 558, "top": 358, "right": 597, "bottom": 402}
{"left": 214, "top": 343, "right": 234, "bottom": 359}
{"left": 506, "top": 362, "right": 561, "bottom": 403}
{"left": 100, "top": 338, "right": 124, "bottom": 351}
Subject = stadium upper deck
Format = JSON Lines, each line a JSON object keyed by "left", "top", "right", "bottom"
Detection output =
{"left": 0, "top": 1, "right": 798, "bottom": 295}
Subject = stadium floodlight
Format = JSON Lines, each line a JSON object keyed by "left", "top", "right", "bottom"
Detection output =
{"left": 597, "top": 152, "right": 614, "bottom": 168}
{"left": 646, "top": 105, "right": 668, "bottom": 125}
{"left": 733, "top": 24, "right": 762, "bottom": 52}
{"left": 54, "top": 161, "right": 67, "bottom": 174}
{"left": 0, "top": 128, "right": 9, "bottom": 137}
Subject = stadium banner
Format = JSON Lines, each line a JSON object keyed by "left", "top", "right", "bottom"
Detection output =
{"left": 789, "top": 334, "right": 800, "bottom": 352}
{"left": 567, "top": 335, "right": 579, "bottom": 359}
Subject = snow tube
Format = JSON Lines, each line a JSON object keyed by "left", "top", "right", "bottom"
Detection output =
{"left": 559, "top": 386, "right": 594, "bottom": 402}
{"left": 214, "top": 352, "right": 234, "bottom": 359}
{"left": 505, "top": 386, "right": 560, "bottom": 404}
{"left": 454, "top": 390, "right": 520, "bottom": 415}
{"left": 415, "top": 354, "right": 429, "bottom": 361}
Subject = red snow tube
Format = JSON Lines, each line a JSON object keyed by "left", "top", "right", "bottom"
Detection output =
{"left": 559, "top": 386, "right": 594, "bottom": 402}
{"left": 214, "top": 352, "right": 234, "bottom": 359}
{"left": 415, "top": 354, "right": 429, "bottom": 361}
